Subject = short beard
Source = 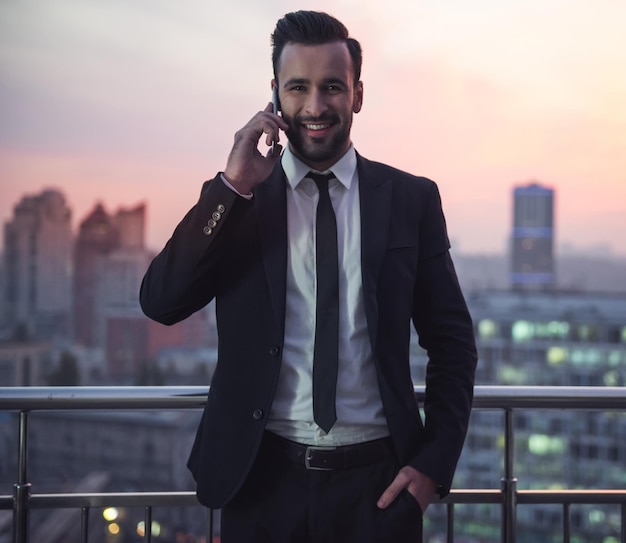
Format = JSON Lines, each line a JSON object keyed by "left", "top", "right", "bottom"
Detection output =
{"left": 283, "top": 112, "right": 352, "bottom": 167}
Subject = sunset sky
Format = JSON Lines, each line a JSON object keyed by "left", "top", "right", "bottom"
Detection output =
{"left": 1, "top": 0, "right": 625, "bottom": 256}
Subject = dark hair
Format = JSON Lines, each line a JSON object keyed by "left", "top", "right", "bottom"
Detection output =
{"left": 271, "top": 11, "right": 362, "bottom": 84}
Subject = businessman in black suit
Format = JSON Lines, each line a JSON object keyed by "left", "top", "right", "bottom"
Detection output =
{"left": 140, "top": 10, "right": 477, "bottom": 543}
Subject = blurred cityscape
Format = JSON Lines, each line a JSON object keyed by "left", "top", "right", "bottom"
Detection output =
{"left": 1, "top": 183, "right": 625, "bottom": 542}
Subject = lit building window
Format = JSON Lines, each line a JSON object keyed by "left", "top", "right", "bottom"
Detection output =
{"left": 547, "top": 321, "right": 569, "bottom": 338}
{"left": 570, "top": 349, "right": 603, "bottom": 366}
{"left": 586, "top": 349, "right": 602, "bottom": 365}
{"left": 512, "top": 320, "right": 533, "bottom": 341}
{"left": 546, "top": 347, "right": 568, "bottom": 366}
{"left": 604, "top": 371, "right": 620, "bottom": 387}
{"left": 478, "top": 319, "right": 499, "bottom": 340}
{"left": 528, "top": 434, "right": 566, "bottom": 455}
{"left": 608, "top": 351, "right": 622, "bottom": 366}
{"left": 498, "top": 365, "right": 527, "bottom": 385}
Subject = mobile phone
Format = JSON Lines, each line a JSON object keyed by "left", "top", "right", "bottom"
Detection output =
{"left": 272, "top": 86, "right": 280, "bottom": 115}
{"left": 271, "top": 86, "right": 280, "bottom": 156}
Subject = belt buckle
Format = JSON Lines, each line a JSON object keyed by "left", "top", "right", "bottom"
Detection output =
{"left": 304, "top": 445, "right": 336, "bottom": 471}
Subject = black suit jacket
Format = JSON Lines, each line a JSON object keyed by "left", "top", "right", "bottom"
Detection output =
{"left": 140, "top": 154, "right": 477, "bottom": 508}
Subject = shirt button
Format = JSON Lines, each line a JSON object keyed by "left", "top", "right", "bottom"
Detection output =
{"left": 269, "top": 346, "right": 280, "bottom": 356}
{"left": 252, "top": 409, "right": 263, "bottom": 420}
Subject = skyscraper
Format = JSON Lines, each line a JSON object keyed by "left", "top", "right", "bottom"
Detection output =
{"left": 73, "top": 203, "right": 120, "bottom": 346}
{"left": 114, "top": 202, "right": 146, "bottom": 250}
{"left": 73, "top": 201, "right": 210, "bottom": 379}
{"left": 511, "top": 182, "right": 555, "bottom": 290}
{"left": 74, "top": 202, "right": 150, "bottom": 346}
{"left": 2, "top": 189, "right": 73, "bottom": 339}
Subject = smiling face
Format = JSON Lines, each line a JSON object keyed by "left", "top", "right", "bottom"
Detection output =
{"left": 274, "top": 41, "right": 363, "bottom": 171}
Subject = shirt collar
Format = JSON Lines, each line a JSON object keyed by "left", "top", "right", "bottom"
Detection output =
{"left": 281, "top": 144, "right": 357, "bottom": 191}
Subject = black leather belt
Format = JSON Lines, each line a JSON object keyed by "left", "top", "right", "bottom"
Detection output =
{"left": 265, "top": 432, "right": 393, "bottom": 471}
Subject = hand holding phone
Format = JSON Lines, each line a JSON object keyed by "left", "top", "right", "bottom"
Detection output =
{"left": 224, "top": 95, "right": 287, "bottom": 193}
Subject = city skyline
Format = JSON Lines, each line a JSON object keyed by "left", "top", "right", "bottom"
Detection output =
{"left": 3, "top": 181, "right": 624, "bottom": 259}
{"left": 1, "top": 1, "right": 625, "bottom": 255}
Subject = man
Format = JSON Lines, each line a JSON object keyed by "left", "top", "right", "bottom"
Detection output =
{"left": 140, "top": 10, "right": 477, "bottom": 543}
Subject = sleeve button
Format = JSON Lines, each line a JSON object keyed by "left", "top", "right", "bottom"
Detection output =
{"left": 203, "top": 226, "right": 213, "bottom": 236}
{"left": 252, "top": 409, "right": 263, "bottom": 420}
{"left": 217, "top": 204, "right": 226, "bottom": 213}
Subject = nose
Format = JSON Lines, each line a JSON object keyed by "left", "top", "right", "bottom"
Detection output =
{"left": 304, "top": 89, "right": 327, "bottom": 118}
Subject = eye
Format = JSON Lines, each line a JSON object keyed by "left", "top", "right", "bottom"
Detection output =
{"left": 326, "top": 84, "right": 345, "bottom": 93}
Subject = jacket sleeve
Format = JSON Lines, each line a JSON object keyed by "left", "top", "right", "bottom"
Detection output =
{"left": 139, "top": 174, "right": 253, "bottom": 325}
{"left": 408, "top": 184, "right": 478, "bottom": 497}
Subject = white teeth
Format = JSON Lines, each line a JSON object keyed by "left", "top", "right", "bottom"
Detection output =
{"left": 305, "top": 123, "right": 329, "bottom": 131}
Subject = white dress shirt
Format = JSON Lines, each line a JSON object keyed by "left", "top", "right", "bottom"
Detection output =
{"left": 264, "top": 145, "right": 389, "bottom": 446}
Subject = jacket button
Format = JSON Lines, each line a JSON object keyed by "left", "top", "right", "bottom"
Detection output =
{"left": 269, "top": 346, "right": 280, "bottom": 356}
{"left": 252, "top": 409, "right": 263, "bottom": 420}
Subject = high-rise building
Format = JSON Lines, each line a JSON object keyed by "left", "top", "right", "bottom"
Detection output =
{"left": 456, "top": 289, "right": 626, "bottom": 541}
{"left": 96, "top": 246, "right": 153, "bottom": 377}
{"left": 73, "top": 201, "right": 212, "bottom": 380}
{"left": 73, "top": 203, "right": 120, "bottom": 346}
{"left": 114, "top": 202, "right": 146, "bottom": 250}
{"left": 510, "top": 182, "right": 555, "bottom": 290}
{"left": 2, "top": 189, "right": 72, "bottom": 339}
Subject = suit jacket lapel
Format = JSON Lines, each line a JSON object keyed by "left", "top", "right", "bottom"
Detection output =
{"left": 254, "top": 163, "right": 288, "bottom": 337}
{"left": 357, "top": 154, "right": 392, "bottom": 352}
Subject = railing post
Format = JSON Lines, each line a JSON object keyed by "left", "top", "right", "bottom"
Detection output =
{"left": 446, "top": 502, "right": 455, "bottom": 543}
{"left": 208, "top": 508, "right": 214, "bottom": 543}
{"left": 145, "top": 506, "right": 153, "bottom": 542}
{"left": 562, "top": 503, "right": 570, "bottom": 543}
{"left": 12, "top": 411, "right": 30, "bottom": 543}
{"left": 501, "top": 408, "right": 517, "bottom": 543}
{"left": 81, "top": 507, "right": 90, "bottom": 543}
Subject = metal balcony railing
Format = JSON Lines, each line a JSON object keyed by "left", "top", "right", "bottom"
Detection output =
{"left": 1, "top": 386, "right": 625, "bottom": 543}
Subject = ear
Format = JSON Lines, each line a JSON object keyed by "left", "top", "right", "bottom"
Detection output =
{"left": 271, "top": 79, "right": 277, "bottom": 90}
{"left": 353, "top": 81, "right": 363, "bottom": 114}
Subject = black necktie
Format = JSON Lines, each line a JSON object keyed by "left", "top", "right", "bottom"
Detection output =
{"left": 309, "top": 172, "right": 339, "bottom": 433}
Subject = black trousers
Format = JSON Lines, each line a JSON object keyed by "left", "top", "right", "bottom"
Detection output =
{"left": 221, "top": 432, "right": 423, "bottom": 543}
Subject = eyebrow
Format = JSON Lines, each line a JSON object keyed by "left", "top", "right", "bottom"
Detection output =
{"left": 282, "top": 77, "right": 349, "bottom": 88}
{"left": 282, "top": 78, "right": 309, "bottom": 87}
